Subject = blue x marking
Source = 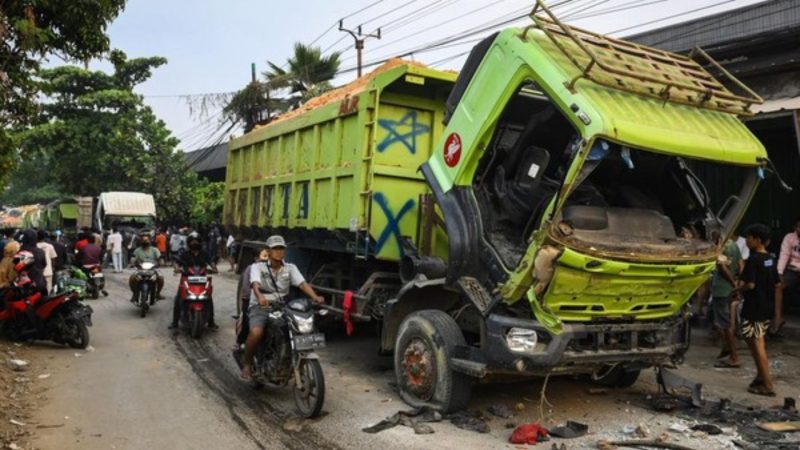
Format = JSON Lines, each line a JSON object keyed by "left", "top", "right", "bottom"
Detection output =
{"left": 377, "top": 111, "right": 430, "bottom": 155}
{"left": 373, "top": 192, "right": 415, "bottom": 255}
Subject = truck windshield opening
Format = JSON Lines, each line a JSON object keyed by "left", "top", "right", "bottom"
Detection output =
{"left": 554, "top": 139, "right": 758, "bottom": 259}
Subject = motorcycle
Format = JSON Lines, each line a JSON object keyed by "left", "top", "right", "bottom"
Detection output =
{"left": 132, "top": 262, "right": 158, "bottom": 317}
{"left": 0, "top": 257, "right": 93, "bottom": 348}
{"left": 234, "top": 296, "right": 327, "bottom": 418}
{"left": 176, "top": 264, "right": 213, "bottom": 338}
{"left": 81, "top": 263, "right": 107, "bottom": 299}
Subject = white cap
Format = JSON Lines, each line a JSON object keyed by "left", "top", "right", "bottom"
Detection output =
{"left": 266, "top": 235, "right": 286, "bottom": 249}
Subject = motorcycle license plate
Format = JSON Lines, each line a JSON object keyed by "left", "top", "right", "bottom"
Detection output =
{"left": 293, "top": 333, "right": 325, "bottom": 351}
{"left": 92, "top": 273, "right": 104, "bottom": 278}
{"left": 187, "top": 276, "right": 207, "bottom": 283}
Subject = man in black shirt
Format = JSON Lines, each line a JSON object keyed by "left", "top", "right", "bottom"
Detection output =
{"left": 736, "top": 224, "right": 781, "bottom": 397}
{"left": 170, "top": 232, "right": 217, "bottom": 333}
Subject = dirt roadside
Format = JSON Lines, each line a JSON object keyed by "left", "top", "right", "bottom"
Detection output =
{"left": 1, "top": 342, "right": 49, "bottom": 450}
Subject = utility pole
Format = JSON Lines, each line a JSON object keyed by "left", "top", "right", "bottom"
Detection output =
{"left": 338, "top": 20, "right": 381, "bottom": 78}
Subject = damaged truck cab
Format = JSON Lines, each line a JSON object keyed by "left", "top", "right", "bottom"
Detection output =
{"left": 405, "top": 6, "right": 765, "bottom": 410}
{"left": 224, "top": 3, "right": 768, "bottom": 414}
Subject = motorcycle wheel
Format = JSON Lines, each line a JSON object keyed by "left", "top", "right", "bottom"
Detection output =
{"left": 63, "top": 315, "right": 90, "bottom": 349}
{"left": 190, "top": 309, "right": 204, "bottom": 339}
{"left": 293, "top": 359, "right": 325, "bottom": 418}
{"left": 90, "top": 285, "right": 99, "bottom": 300}
{"left": 140, "top": 294, "right": 149, "bottom": 318}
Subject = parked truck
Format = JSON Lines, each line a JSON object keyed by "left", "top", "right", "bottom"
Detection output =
{"left": 224, "top": 3, "right": 774, "bottom": 412}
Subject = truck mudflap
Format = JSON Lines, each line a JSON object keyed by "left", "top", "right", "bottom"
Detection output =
{"left": 451, "top": 313, "right": 689, "bottom": 378}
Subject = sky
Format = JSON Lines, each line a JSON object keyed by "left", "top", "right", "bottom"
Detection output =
{"left": 77, "top": 0, "right": 767, "bottom": 150}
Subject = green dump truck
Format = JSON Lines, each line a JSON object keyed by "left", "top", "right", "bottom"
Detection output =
{"left": 225, "top": 3, "right": 773, "bottom": 411}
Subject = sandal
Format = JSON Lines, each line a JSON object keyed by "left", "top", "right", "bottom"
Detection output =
{"left": 717, "top": 349, "right": 731, "bottom": 359}
{"left": 240, "top": 366, "right": 253, "bottom": 381}
{"left": 749, "top": 378, "right": 763, "bottom": 388}
{"left": 714, "top": 360, "right": 741, "bottom": 368}
{"left": 748, "top": 384, "right": 776, "bottom": 397}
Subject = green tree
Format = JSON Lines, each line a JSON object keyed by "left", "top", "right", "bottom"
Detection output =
{"left": 7, "top": 50, "right": 200, "bottom": 222}
{"left": 0, "top": 0, "right": 126, "bottom": 190}
{"left": 223, "top": 43, "right": 341, "bottom": 132}
{"left": 188, "top": 181, "right": 225, "bottom": 225}
{"left": 266, "top": 43, "right": 341, "bottom": 104}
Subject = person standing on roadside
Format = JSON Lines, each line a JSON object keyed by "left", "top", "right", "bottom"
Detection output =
{"left": 45, "top": 232, "right": 67, "bottom": 272}
{"left": 712, "top": 235, "right": 742, "bottom": 369}
{"left": 107, "top": 228, "right": 123, "bottom": 273}
{"left": 169, "top": 228, "right": 185, "bottom": 262}
{"left": 776, "top": 217, "right": 800, "bottom": 334}
{"left": 19, "top": 230, "right": 48, "bottom": 298}
{"left": 37, "top": 230, "right": 58, "bottom": 295}
{"left": 735, "top": 224, "right": 781, "bottom": 397}
{"left": 155, "top": 228, "right": 168, "bottom": 261}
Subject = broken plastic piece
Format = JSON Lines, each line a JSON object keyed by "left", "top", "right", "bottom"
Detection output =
{"left": 549, "top": 420, "right": 588, "bottom": 438}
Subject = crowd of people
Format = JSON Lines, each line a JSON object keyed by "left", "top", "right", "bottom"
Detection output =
{"left": 705, "top": 218, "right": 800, "bottom": 397}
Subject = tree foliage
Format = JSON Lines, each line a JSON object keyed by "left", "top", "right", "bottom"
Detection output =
{"left": 0, "top": 0, "right": 126, "bottom": 190}
{"left": 188, "top": 181, "right": 225, "bottom": 225}
{"left": 5, "top": 51, "right": 200, "bottom": 222}
{"left": 224, "top": 43, "right": 341, "bottom": 132}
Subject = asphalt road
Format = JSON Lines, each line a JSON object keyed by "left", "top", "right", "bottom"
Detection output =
{"left": 27, "top": 269, "right": 800, "bottom": 449}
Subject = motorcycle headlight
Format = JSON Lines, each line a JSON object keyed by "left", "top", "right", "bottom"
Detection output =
{"left": 293, "top": 314, "right": 314, "bottom": 334}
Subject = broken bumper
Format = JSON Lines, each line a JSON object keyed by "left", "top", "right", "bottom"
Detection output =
{"left": 452, "top": 313, "right": 690, "bottom": 378}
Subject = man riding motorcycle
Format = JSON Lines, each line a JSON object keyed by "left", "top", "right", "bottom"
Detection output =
{"left": 240, "top": 235, "right": 324, "bottom": 381}
{"left": 170, "top": 232, "right": 218, "bottom": 332}
{"left": 128, "top": 234, "right": 164, "bottom": 303}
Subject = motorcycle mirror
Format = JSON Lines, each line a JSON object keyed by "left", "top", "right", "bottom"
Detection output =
{"left": 318, "top": 309, "right": 329, "bottom": 316}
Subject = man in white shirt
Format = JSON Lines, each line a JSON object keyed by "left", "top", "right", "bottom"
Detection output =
{"left": 240, "top": 235, "right": 324, "bottom": 381}
{"left": 37, "top": 230, "right": 58, "bottom": 294}
{"left": 107, "top": 228, "right": 123, "bottom": 273}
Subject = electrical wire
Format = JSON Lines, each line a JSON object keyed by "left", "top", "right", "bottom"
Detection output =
{"left": 608, "top": 0, "right": 738, "bottom": 34}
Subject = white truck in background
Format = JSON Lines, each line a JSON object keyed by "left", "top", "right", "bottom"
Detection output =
{"left": 95, "top": 192, "right": 157, "bottom": 235}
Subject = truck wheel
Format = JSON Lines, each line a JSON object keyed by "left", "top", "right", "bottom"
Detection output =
{"left": 394, "top": 310, "right": 472, "bottom": 413}
{"left": 593, "top": 365, "right": 641, "bottom": 388}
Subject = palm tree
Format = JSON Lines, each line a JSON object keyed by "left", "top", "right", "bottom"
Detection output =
{"left": 265, "top": 43, "right": 341, "bottom": 105}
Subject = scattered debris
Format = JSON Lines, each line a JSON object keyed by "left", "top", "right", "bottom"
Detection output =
{"left": 85, "top": 346, "right": 95, "bottom": 353}
{"left": 783, "top": 397, "right": 797, "bottom": 413}
{"left": 657, "top": 368, "right": 703, "bottom": 407}
{"left": 550, "top": 444, "right": 567, "bottom": 450}
{"left": 6, "top": 360, "right": 29, "bottom": 372}
{"left": 362, "top": 407, "right": 442, "bottom": 435}
{"left": 74, "top": 353, "right": 82, "bottom": 358}
{"left": 515, "top": 402, "right": 526, "bottom": 412}
{"left": 622, "top": 425, "right": 636, "bottom": 435}
{"left": 756, "top": 421, "right": 800, "bottom": 432}
{"left": 690, "top": 423, "right": 723, "bottom": 435}
{"left": 597, "top": 439, "right": 698, "bottom": 450}
{"left": 669, "top": 423, "right": 689, "bottom": 433}
{"left": 449, "top": 410, "right": 490, "bottom": 434}
{"left": 635, "top": 424, "right": 650, "bottom": 438}
{"left": 7, "top": 443, "right": 20, "bottom": 450}
{"left": 509, "top": 423, "right": 549, "bottom": 445}
{"left": 549, "top": 420, "right": 588, "bottom": 438}
{"left": 37, "top": 373, "right": 51, "bottom": 380}
{"left": 8, "top": 419, "right": 25, "bottom": 427}
{"left": 588, "top": 388, "right": 609, "bottom": 395}
{"left": 487, "top": 404, "right": 514, "bottom": 419}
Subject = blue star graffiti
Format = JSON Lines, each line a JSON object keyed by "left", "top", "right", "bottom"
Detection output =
{"left": 373, "top": 192, "right": 415, "bottom": 255}
{"left": 377, "top": 110, "right": 430, "bottom": 155}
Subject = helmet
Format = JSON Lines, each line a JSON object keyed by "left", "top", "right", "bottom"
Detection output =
{"left": 13, "top": 250, "right": 35, "bottom": 273}
{"left": 187, "top": 232, "right": 201, "bottom": 248}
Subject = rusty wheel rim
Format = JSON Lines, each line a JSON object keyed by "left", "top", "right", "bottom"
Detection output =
{"left": 402, "top": 338, "right": 435, "bottom": 401}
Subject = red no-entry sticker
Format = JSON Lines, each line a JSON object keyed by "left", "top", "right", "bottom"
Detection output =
{"left": 444, "top": 133, "right": 462, "bottom": 168}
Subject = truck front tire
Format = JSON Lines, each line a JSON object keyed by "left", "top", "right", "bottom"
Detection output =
{"left": 394, "top": 310, "right": 472, "bottom": 413}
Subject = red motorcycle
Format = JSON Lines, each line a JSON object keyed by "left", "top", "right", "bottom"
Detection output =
{"left": 0, "top": 252, "right": 93, "bottom": 348}
{"left": 177, "top": 264, "right": 213, "bottom": 338}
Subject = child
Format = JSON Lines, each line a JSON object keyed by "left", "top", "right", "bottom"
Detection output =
{"left": 736, "top": 224, "right": 781, "bottom": 397}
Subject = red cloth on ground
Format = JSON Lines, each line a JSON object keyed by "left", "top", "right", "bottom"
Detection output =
{"left": 509, "top": 423, "right": 549, "bottom": 445}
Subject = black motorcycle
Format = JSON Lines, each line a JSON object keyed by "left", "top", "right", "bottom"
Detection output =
{"left": 132, "top": 262, "right": 158, "bottom": 318}
{"left": 234, "top": 297, "right": 327, "bottom": 418}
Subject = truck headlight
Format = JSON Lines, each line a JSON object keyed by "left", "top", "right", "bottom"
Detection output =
{"left": 506, "top": 328, "right": 538, "bottom": 353}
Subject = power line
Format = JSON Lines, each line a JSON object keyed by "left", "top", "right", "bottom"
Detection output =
{"left": 608, "top": 0, "right": 738, "bottom": 34}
